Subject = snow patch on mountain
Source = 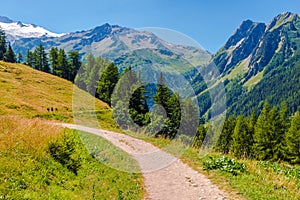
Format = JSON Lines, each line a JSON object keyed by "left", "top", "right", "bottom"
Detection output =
{"left": 0, "top": 19, "right": 64, "bottom": 38}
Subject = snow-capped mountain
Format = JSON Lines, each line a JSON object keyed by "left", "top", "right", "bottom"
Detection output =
{"left": 0, "top": 16, "right": 210, "bottom": 72}
{"left": 0, "top": 16, "right": 64, "bottom": 40}
{"left": 10, "top": 22, "right": 210, "bottom": 70}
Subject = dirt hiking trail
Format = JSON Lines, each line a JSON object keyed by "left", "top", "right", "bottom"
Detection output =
{"left": 61, "top": 124, "right": 227, "bottom": 200}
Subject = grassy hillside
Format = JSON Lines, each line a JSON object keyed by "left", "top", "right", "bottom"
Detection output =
{"left": 0, "top": 61, "right": 117, "bottom": 130}
{"left": 0, "top": 117, "right": 143, "bottom": 199}
{"left": 0, "top": 62, "right": 144, "bottom": 199}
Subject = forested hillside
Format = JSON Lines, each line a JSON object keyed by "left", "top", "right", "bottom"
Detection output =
{"left": 194, "top": 12, "right": 300, "bottom": 117}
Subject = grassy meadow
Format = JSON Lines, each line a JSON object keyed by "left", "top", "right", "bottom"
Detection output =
{"left": 0, "top": 117, "right": 144, "bottom": 199}
{"left": 0, "top": 61, "right": 118, "bottom": 130}
{"left": 0, "top": 61, "right": 144, "bottom": 199}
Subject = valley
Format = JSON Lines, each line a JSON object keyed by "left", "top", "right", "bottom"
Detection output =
{"left": 0, "top": 10, "right": 299, "bottom": 200}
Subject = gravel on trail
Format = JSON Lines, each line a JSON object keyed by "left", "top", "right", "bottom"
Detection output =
{"left": 61, "top": 124, "right": 227, "bottom": 200}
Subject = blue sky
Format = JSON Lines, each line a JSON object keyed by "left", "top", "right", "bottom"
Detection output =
{"left": 1, "top": 0, "right": 300, "bottom": 53}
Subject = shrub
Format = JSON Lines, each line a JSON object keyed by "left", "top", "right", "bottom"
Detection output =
{"left": 48, "top": 130, "right": 82, "bottom": 174}
{"left": 203, "top": 156, "right": 247, "bottom": 175}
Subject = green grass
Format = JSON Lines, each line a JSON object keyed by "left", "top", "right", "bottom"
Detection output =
{"left": 269, "top": 14, "right": 294, "bottom": 32}
{"left": 0, "top": 61, "right": 145, "bottom": 199}
{"left": 0, "top": 117, "right": 144, "bottom": 199}
{"left": 244, "top": 70, "right": 264, "bottom": 90}
{"left": 124, "top": 131, "right": 300, "bottom": 200}
{"left": 0, "top": 61, "right": 118, "bottom": 130}
{"left": 77, "top": 131, "right": 140, "bottom": 174}
{"left": 222, "top": 58, "right": 249, "bottom": 81}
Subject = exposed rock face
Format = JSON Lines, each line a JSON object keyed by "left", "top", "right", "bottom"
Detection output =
{"left": 213, "top": 20, "right": 266, "bottom": 74}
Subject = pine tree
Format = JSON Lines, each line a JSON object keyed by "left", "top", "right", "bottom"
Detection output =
{"left": 253, "top": 101, "right": 272, "bottom": 160}
{"left": 0, "top": 28, "right": 7, "bottom": 60}
{"left": 4, "top": 43, "right": 16, "bottom": 63}
{"left": 153, "top": 72, "right": 182, "bottom": 138}
{"left": 49, "top": 47, "right": 59, "bottom": 75}
{"left": 153, "top": 72, "right": 171, "bottom": 115}
{"left": 57, "top": 49, "right": 69, "bottom": 79}
{"left": 231, "top": 115, "right": 253, "bottom": 158}
{"left": 253, "top": 101, "right": 283, "bottom": 161}
{"left": 247, "top": 111, "right": 257, "bottom": 157}
{"left": 85, "top": 53, "right": 98, "bottom": 94}
{"left": 97, "top": 62, "right": 119, "bottom": 106}
{"left": 129, "top": 71, "right": 149, "bottom": 126}
{"left": 163, "top": 93, "right": 181, "bottom": 138}
{"left": 274, "top": 102, "right": 290, "bottom": 160}
{"left": 285, "top": 111, "right": 300, "bottom": 164}
{"left": 216, "top": 115, "right": 236, "bottom": 154}
{"left": 25, "top": 50, "right": 35, "bottom": 68}
{"left": 112, "top": 68, "right": 149, "bottom": 128}
{"left": 74, "top": 62, "right": 87, "bottom": 90}
{"left": 34, "top": 44, "right": 49, "bottom": 72}
{"left": 68, "top": 51, "right": 81, "bottom": 82}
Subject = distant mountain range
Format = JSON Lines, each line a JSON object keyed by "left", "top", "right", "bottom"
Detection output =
{"left": 1, "top": 12, "right": 299, "bottom": 117}
{"left": 0, "top": 17, "right": 209, "bottom": 73}
{"left": 194, "top": 12, "right": 300, "bottom": 116}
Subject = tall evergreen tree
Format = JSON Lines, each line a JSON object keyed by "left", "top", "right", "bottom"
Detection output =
{"left": 4, "top": 43, "right": 16, "bottom": 63}
{"left": 247, "top": 111, "right": 257, "bottom": 157}
{"left": 253, "top": 101, "right": 272, "bottom": 160}
{"left": 274, "top": 102, "right": 290, "bottom": 160}
{"left": 129, "top": 71, "right": 149, "bottom": 126}
{"left": 97, "top": 62, "right": 119, "bottom": 106}
{"left": 153, "top": 72, "right": 182, "bottom": 138}
{"left": 49, "top": 47, "right": 59, "bottom": 75}
{"left": 285, "top": 111, "right": 300, "bottom": 164}
{"left": 57, "top": 49, "right": 69, "bottom": 79}
{"left": 68, "top": 51, "right": 81, "bottom": 82}
{"left": 163, "top": 93, "right": 181, "bottom": 138}
{"left": 34, "top": 44, "right": 49, "bottom": 72}
{"left": 112, "top": 68, "right": 149, "bottom": 128}
{"left": 253, "top": 102, "right": 284, "bottom": 161}
{"left": 85, "top": 53, "right": 98, "bottom": 94}
{"left": 24, "top": 50, "right": 35, "bottom": 67}
{"left": 215, "top": 115, "right": 236, "bottom": 154}
{"left": 231, "top": 115, "right": 253, "bottom": 158}
{"left": 153, "top": 72, "right": 172, "bottom": 115}
{"left": 0, "top": 28, "right": 7, "bottom": 60}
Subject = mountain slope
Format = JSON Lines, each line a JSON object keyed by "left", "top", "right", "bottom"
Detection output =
{"left": 9, "top": 22, "right": 210, "bottom": 71}
{"left": 192, "top": 12, "right": 300, "bottom": 117}
{"left": 228, "top": 12, "right": 300, "bottom": 115}
{"left": 0, "top": 61, "right": 117, "bottom": 129}
{"left": 214, "top": 20, "right": 266, "bottom": 74}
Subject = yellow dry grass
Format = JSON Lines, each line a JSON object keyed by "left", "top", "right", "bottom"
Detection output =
{"left": 0, "top": 116, "right": 61, "bottom": 156}
{"left": 0, "top": 61, "right": 118, "bottom": 130}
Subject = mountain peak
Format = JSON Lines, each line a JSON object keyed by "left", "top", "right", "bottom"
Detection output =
{"left": 0, "top": 16, "right": 13, "bottom": 23}
{"left": 0, "top": 16, "right": 64, "bottom": 39}
{"left": 275, "top": 12, "right": 295, "bottom": 20}
{"left": 224, "top": 19, "right": 263, "bottom": 49}
{"left": 267, "top": 12, "right": 298, "bottom": 31}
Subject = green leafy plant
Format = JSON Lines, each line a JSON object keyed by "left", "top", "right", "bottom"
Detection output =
{"left": 203, "top": 156, "right": 247, "bottom": 175}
